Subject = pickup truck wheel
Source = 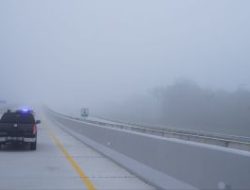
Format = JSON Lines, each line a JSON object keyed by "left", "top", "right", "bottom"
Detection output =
{"left": 30, "top": 141, "right": 37, "bottom": 150}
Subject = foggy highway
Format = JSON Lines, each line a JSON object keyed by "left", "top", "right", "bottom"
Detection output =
{"left": 1, "top": 0, "right": 250, "bottom": 189}
{"left": 0, "top": 111, "right": 155, "bottom": 190}
{"left": 1, "top": 109, "right": 249, "bottom": 190}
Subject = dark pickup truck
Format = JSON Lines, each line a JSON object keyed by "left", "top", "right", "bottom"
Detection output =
{"left": 0, "top": 109, "right": 41, "bottom": 150}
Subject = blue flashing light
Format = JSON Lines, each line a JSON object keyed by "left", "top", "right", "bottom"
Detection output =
{"left": 21, "top": 108, "right": 29, "bottom": 112}
{"left": 18, "top": 107, "right": 32, "bottom": 113}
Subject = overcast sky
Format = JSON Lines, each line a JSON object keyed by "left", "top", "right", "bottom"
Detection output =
{"left": 0, "top": 0, "right": 250, "bottom": 109}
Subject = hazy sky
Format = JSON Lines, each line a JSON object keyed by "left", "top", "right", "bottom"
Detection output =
{"left": 0, "top": 0, "right": 250, "bottom": 109}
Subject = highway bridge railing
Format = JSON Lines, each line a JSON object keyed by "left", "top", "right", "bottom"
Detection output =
{"left": 45, "top": 107, "right": 250, "bottom": 190}
{"left": 48, "top": 109, "right": 250, "bottom": 152}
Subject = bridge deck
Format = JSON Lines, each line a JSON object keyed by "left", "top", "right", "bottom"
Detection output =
{"left": 0, "top": 113, "right": 155, "bottom": 190}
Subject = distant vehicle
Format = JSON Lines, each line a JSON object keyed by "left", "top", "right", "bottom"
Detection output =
{"left": 0, "top": 109, "right": 41, "bottom": 150}
{"left": 81, "top": 108, "right": 89, "bottom": 118}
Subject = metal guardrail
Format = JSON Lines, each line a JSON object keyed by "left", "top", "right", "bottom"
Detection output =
{"left": 47, "top": 108, "right": 250, "bottom": 152}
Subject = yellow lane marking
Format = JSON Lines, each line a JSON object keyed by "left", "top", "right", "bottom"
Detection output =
{"left": 45, "top": 125, "right": 96, "bottom": 190}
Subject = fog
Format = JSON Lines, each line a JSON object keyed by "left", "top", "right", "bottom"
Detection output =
{"left": 94, "top": 79, "right": 250, "bottom": 136}
{"left": 0, "top": 1, "right": 250, "bottom": 135}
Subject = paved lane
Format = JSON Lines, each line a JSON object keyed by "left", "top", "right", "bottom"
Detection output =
{"left": 0, "top": 112, "right": 155, "bottom": 190}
